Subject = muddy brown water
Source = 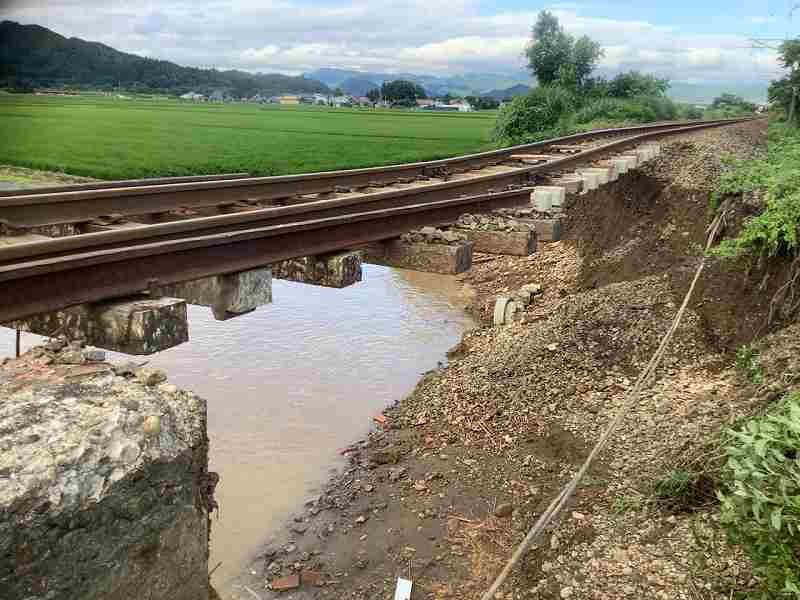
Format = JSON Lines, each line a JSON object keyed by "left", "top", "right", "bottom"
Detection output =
{"left": 1, "top": 265, "right": 474, "bottom": 592}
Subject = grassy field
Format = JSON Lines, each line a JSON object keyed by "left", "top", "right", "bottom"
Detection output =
{"left": 0, "top": 95, "right": 497, "bottom": 180}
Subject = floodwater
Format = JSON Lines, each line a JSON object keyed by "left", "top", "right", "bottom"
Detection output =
{"left": 1, "top": 265, "right": 474, "bottom": 590}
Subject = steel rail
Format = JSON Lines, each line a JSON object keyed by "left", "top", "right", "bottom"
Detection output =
{"left": 0, "top": 118, "right": 749, "bottom": 228}
{"left": 0, "top": 118, "right": 749, "bottom": 266}
{"left": 0, "top": 188, "right": 532, "bottom": 322}
{"left": 0, "top": 173, "right": 251, "bottom": 198}
{"left": 0, "top": 117, "right": 754, "bottom": 322}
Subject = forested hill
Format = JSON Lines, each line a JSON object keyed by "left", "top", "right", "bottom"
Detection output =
{"left": 0, "top": 21, "right": 330, "bottom": 97}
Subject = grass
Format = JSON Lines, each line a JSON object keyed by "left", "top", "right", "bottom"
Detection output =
{"left": 0, "top": 95, "right": 497, "bottom": 179}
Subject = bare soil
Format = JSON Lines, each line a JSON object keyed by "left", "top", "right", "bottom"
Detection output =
{"left": 222, "top": 121, "right": 800, "bottom": 600}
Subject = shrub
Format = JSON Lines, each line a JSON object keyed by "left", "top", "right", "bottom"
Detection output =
{"left": 736, "top": 344, "right": 764, "bottom": 384}
{"left": 713, "top": 123, "right": 800, "bottom": 258}
{"left": 492, "top": 84, "right": 577, "bottom": 142}
{"left": 718, "top": 395, "right": 800, "bottom": 598}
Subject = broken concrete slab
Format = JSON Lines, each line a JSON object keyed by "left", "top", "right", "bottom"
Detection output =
{"left": 6, "top": 295, "right": 189, "bottom": 355}
{"left": 0, "top": 348, "right": 210, "bottom": 600}
{"left": 272, "top": 250, "right": 362, "bottom": 289}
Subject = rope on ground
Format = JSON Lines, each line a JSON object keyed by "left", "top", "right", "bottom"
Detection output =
{"left": 479, "top": 204, "right": 730, "bottom": 600}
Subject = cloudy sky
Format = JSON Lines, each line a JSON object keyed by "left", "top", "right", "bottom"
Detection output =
{"left": 2, "top": 0, "right": 793, "bottom": 83}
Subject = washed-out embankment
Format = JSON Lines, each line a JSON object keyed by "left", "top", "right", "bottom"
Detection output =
{"left": 5, "top": 121, "right": 793, "bottom": 600}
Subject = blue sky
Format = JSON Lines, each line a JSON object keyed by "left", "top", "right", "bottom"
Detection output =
{"left": 3, "top": 0, "right": 793, "bottom": 84}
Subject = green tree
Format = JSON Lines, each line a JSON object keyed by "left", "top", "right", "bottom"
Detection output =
{"left": 526, "top": 11, "right": 573, "bottom": 86}
{"left": 572, "top": 35, "right": 603, "bottom": 87}
{"left": 607, "top": 71, "right": 669, "bottom": 98}
{"left": 380, "top": 79, "right": 427, "bottom": 105}
{"left": 526, "top": 12, "right": 603, "bottom": 89}
{"left": 710, "top": 93, "right": 756, "bottom": 113}
{"left": 776, "top": 39, "right": 800, "bottom": 125}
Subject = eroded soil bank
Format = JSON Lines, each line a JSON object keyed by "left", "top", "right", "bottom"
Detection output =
{"left": 231, "top": 121, "right": 800, "bottom": 600}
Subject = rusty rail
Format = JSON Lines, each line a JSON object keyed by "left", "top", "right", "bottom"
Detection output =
{"left": 0, "top": 117, "right": 754, "bottom": 322}
{"left": 0, "top": 118, "right": 749, "bottom": 228}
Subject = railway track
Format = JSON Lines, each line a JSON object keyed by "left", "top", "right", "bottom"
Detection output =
{"left": 0, "top": 118, "right": 752, "bottom": 322}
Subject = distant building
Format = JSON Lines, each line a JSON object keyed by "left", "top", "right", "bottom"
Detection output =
{"left": 209, "top": 90, "right": 225, "bottom": 102}
{"left": 416, "top": 99, "right": 434, "bottom": 108}
{"left": 355, "top": 96, "right": 372, "bottom": 106}
{"left": 278, "top": 95, "right": 300, "bottom": 105}
{"left": 179, "top": 92, "right": 206, "bottom": 101}
{"left": 331, "top": 95, "right": 353, "bottom": 107}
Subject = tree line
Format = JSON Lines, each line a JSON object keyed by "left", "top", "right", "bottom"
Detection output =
{"left": 493, "top": 11, "right": 759, "bottom": 143}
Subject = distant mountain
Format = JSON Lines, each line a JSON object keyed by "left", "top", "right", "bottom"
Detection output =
{"left": 305, "top": 67, "right": 532, "bottom": 97}
{"left": 0, "top": 21, "right": 330, "bottom": 97}
{"left": 666, "top": 82, "right": 767, "bottom": 105}
{"left": 339, "top": 77, "right": 379, "bottom": 96}
{"left": 484, "top": 84, "right": 532, "bottom": 101}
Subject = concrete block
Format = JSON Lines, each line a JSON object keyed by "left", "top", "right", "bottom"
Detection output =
{"left": 272, "top": 250, "right": 363, "bottom": 289}
{"left": 516, "top": 218, "right": 561, "bottom": 242}
{"left": 619, "top": 155, "right": 639, "bottom": 170}
{"left": 456, "top": 229, "right": 537, "bottom": 256}
{"left": 589, "top": 164, "right": 618, "bottom": 182}
{"left": 580, "top": 172, "right": 600, "bottom": 191}
{"left": 611, "top": 158, "right": 630, "bottom": 175}
{"left": 578, "top": 168, "right": 609, "bottom": 186}
{"left": 7, "top": 296, "right": 189, "bottom": 355}
{"left": 362, "top": 239, "right": 473, "bottom": 275}
{"left": 532, "top": 186, "right": 566, "bottom": 212}
{"left": 153, "top": 268, "right": 272, "bottom": 321}
{"left": 551, "top": 177, "right": 583, "bottom": 194}
{"left": 0, "top": 355, "right": 210, "bottom": 600}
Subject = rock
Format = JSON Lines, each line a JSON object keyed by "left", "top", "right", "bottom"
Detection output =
{"left": 136, "top": 368, "right": 167, "bottom": 386}
{"left": 113, "top": 361, "right": 139, "bottom": 376}
{"left": 290, "top": 523, "right": 308, "bottom": 535}
{"left": 57, "top": 350, "right": 84, "bottom": 365}
{"left": 389, "top": 466, "right": 408, "bottom": 482}
{"left": 355, "top": 515, "right": 368, "bottom": 524}
{"left": 142, "top": 415, "right": 161, "bottom": 437}
{"left": 267, "top": 561, "right": 282, "bottom": 575}
{"left": 372, "top": 446, "right": 400, "bottom": 465}
{"left": 157, "top": 383, "right": 178, "bottom": 395}
{"left": 45, "top": 338, "right": 67, "bottom": 352}
{"left": 494, "top": 503, "right": 514, "bottom": 518}
{"left": 83, "top": 349, "right": 106, "bottom": 362}
{"left": 560, "top": 587, "right": 574, "bottom": 598}
{"left": 301, "top": 570, "right": 323, "bottom": 586}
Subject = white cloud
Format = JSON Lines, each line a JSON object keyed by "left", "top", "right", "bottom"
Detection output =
{"left": 2, "top": 0, "right": 782, "bottom": 84}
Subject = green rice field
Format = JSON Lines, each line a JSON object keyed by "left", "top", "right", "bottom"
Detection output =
{"left": 0, "top": 95, "right": 498, "bottom": 180}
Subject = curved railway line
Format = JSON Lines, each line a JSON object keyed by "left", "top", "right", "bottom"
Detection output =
{"left": 0, "top": 117, "right": 752, "bottom": 323}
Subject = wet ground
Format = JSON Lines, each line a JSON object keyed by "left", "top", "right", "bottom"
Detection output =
{"left": 0, "top": 265, "right": 474, "bottom": 592}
